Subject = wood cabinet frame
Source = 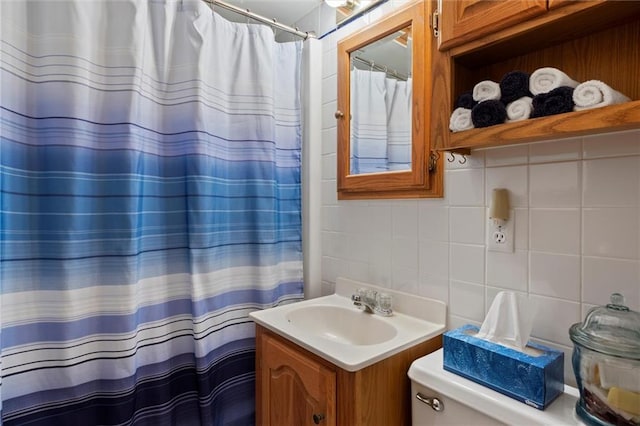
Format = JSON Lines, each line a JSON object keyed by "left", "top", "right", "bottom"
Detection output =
{"left": 336, "top": 0, "right": 444, "bottom": 200}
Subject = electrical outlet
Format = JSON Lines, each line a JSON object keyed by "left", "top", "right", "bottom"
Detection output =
{"left": 487, "top": 210, "right": 514, "bottom": 252}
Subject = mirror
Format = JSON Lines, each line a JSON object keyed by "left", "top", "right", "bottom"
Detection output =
{"left": 350, "top": 25, "right": 412, "bottom": 174}
{"left": 336, "top": 0, "right": 443, "bottom": 199}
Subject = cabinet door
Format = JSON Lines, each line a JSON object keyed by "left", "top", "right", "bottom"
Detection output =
{"left": 547, "top": 0, "right": 606, "bottom": 10}
{"left": 258, "top": 332, "right": 336, "bottom": 426}
{"left": 439, "top": 0, "right": 547, "bottom": 50}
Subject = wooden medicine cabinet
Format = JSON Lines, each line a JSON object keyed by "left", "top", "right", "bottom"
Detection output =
{"left": 335, "top": 0, "right": 444, "bottom": 200}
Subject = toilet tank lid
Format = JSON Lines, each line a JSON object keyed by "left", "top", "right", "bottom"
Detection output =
{"left": 408, "top": 349, "right": 582, "bottom": 426}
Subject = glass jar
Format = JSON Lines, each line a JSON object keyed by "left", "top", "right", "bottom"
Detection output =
{"left": 569, "top": 293, "right": 640, "bottom": 426}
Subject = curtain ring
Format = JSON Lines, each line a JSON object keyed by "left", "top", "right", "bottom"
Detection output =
{"left": 370, "top": 61, "right": 374, "bottom": 71}
{"left": 447, "top": 152, "right": 455, "bottom": 162}
{"left": 458, "top": 154, "right": 467, "bottom": 165}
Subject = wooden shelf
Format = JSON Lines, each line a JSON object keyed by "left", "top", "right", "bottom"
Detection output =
{"left": 443, "top": 100, "right": 640, "bottom": 151}
{"left": 432, "top": 8, "right": 640, "bottom": 152}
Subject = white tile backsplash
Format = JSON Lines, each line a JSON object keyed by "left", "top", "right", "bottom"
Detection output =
{"left": 392, "top": 201, "right": 419, "bottom": 239}
{"left": 529, "top": 162, "right": 581, "bottom": 207}
{"left": 321, "top": 47, "right": 336, "bottom": 79}
{"left": 418, "top": 205, "right": 449, "bottom": 241}
{"left": 513, "top": 208, "right": 529, "bottom": 250}
{"left": 321, "top": 153, "right": 336, "bottom": 180}
{"left": 583, "top": 208, "right": 639, "bottom": 259}
{"left": 583, "top": 157, "right": 640, "bottom": 207}
{"left": 450, "top": 280, "right": 486, "bottom": 322}
{"left": 321, "top": 74, "right": 337, "bottom": 104}
{"left": 317, "top": 4, "right": 640, "bottom": 387}
{"left": 529, "top": 295, "right": 580, "bottom": 347}
{"left": 419, "top": 239, "right": 449, "bottom": 282}
{"left": 483, "top": 145, "right": 528, "bottom": 166}
{"left": 530, "top": 208, "right": 581, "bottom": 254}
{"left": 392, "top": 236, "right": 418, "bottom": 270}
{"left": 446, "top": 169, "right": 485, "bottom": 206}
{"left": 321, "top": 127, "right": 336, "bottom": 155}
{"left": 450, "top": 244, "right": 485, "bottom": 284}
{"left": 486, "top": 250, "right": 528, "bottom": 291}
{"left": 529, "top": 252, "right": 580, "bottom": 300}
{"left": 528, "top": 137, "right": 582, "bottom": 163}
{"left": 582, "top": 256, "right": 640, "bottom": 310}
{"left": 582, "top": 129, "right": 640, "bottom": 158}
{"left": 450, "top": 207, "right": 485, "bottom": 244}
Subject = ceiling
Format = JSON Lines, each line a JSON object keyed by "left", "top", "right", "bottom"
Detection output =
{"left": 219, "top": 0, "right": 323, "bottom": 27}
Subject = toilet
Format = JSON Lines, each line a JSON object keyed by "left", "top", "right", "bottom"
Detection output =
{"left": 409, "top": 349, "right": 584, "bottom": 425}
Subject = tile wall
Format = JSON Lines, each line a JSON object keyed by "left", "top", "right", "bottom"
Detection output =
{"left": 304, "top": 0, "right": 640, "bottom": 385}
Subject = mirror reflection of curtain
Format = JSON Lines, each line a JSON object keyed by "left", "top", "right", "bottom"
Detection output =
{"left": 385, "top": 77, "right": 412, "bottom": 170}
{"left": 350, "top": 69, "right": 412, "bottom": 174}
{"left": 350, "top": 69, "right": 388, "bottom": 174}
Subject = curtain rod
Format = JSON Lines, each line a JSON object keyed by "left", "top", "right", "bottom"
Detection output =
{"left": 203, "top": 0, "right": 316, "bottom": 40}
{"left": 352, "top": 55, "right": 408, "bottom": 81}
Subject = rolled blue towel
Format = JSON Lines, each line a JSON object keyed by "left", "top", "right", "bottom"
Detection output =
{"left": 455, "top": 91, "right": 478, "bottom": 109}
{"left": 471, "top": 100, "right": 507, "bottom": 128}
{"left": 531, "top": 86, "right": 575, "bottom": 118}
{"left": 500, "top": 71, "right": 532, "bottom": 105}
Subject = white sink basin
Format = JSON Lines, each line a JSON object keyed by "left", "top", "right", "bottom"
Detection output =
{"left": 250, "top": 277, "right": 446, "bottom": 371}
{"left": 286, "top": 304, "right": 397, "bottom": 346}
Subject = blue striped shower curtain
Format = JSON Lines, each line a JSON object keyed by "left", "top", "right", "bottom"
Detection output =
{"left": 0, "top": 1, "right": 303, "bottom": 425}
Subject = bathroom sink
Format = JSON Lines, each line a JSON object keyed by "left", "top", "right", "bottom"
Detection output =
{"left": 250, "top": 277, "right": 446, "bottom": 371}
{"left": 285, "top": 304, "right": 397, "bottom": 346}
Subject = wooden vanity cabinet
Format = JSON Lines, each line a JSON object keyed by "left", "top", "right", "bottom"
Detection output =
{"left": 258, "top": 329, "right": 336, "bottom": 425}
{"left": 431, "top": 1, "right": 640, "bottom": 151}
{"left": 255, "top": 325, "right": 442, "bottom": 426}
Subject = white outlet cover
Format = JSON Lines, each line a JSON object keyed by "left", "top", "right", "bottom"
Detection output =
{"left": 487, "top": 210, "right": 515, "bottom": 253}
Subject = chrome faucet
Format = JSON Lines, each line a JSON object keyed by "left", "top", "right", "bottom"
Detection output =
{"left": 351, "top": 288, "right": 393, "bottom": 316}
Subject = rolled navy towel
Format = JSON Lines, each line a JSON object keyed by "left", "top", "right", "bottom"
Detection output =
{"left": 506, "top": 96, "right": 533, "bottom": 122}
{"left": 471, "top": 100, "right": 507, "bottom": 128}
{"left": 573, "top": 80, "right": 631, "bottom": 111}
{"left": 473, "top": 80, "right": 501, "bottom": 102}
{"left": 530, "top": 67, "right": 578, "bottom": 95}
{"left": 455, "top": 91, "right": 478, "bottom": 109}
{"left": 500, "top": 71, "right": 532, "bottom": 105}
{"left": 531, "top": 86, "right": 575, "bottom": 118}
{"left": 449, "top": 107, "right": 474, "bottom": 132}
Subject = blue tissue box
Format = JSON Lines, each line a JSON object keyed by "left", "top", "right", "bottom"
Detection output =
{"left": 443, "top": 324, "right": 564, "bottom": 410}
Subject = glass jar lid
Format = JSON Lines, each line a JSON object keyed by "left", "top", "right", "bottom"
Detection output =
{"left": 569, "top": 293, "right": 640, "bottom": 360}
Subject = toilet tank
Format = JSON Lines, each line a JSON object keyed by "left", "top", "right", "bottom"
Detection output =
{"left": 412, "top": 380, "right": 507, "bottom": 425}
{"left": 409, "top": 349, "right": 582, "bottom": 426}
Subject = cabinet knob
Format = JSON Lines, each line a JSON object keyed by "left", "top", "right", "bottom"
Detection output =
{"left": 312, "top": 413, "right": 325, "bottom": 424}
{"left": 334, "top": 110, "right": 344, "bottom": 119}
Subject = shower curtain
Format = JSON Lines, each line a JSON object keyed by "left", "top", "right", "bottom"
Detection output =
{"left": 0, "top": 1, "right": 303, "bottom": 425}
{"left": 350, "top": 68, "right": 412, "bottom": 173}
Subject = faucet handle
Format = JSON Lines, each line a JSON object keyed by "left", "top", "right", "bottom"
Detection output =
{"left": 375, "top": 292, "right": 393, "bottom": 316}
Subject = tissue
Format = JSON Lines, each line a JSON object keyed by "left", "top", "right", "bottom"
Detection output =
{"left": 475, "top": 291, "right": 536, "bottom": 352}
{"left": 443, "top": 292, "right": 564, "bottom": 410}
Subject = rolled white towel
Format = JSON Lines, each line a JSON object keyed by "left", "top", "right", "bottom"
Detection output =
{"left": 573, "top": 80, "right": 631, "bottom": 111}
{"left": 506, "top": 96, "right": 533, "bottom": 122}
{"left": 473, "top": 80, "right": 501, "bottom": 102}
{"left": 529, "top": 67, "right": 579, "bottom": 95}
{"left": 449, "top": 107, "right": 474, "bottom": 132}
